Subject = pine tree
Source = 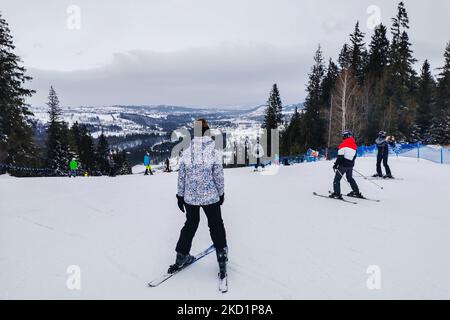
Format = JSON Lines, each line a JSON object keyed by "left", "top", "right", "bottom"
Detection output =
{"left": 112, "top": 149, "right": 131, "bottom": 175}
{"left": 0, "top": 12, "right": 36, "bottom": 170}
{"left": 387, "top": 1, "right": 417, "bottom": 140}
{"left": 45, "top": 86, "right": 71, "bottom": 174}
{"left": 429, "top": 112, "right": 450, "bottom": 145}
{"left": 366, "top": 24, "right": 390, "bottom": 78}
{"left": 338, "top": 43, "right": 352, "bottom": 69}
{"left": 348, "top": 21, "right": 368, "bottom": 83}
{"left": 302, "top": 45, "right": 326, "bottom": 149}
{"left": 397, "top": 31, "right": 417, "bottom": 89}
{"left": 321, "top": 59, "right": 339, "bottom": 108}
{"left": 320, "top": 59, "right": 339, "bottom": 147}
{"left": 430, "top": 42, "right": 450, "bottom": 144}
{"left": 118, "top": 150, "right": 132, "bottom": 175}
{"left": 263, "top": 83, "right": 283, "bottom": 129}
{"left": 96, "top": 132, "right": 110, "bottom": 175}
{"left": 78, "top": 125, "right": 96, "bottom": 173}
{"left": 263, "top": 83, "right": 283, "bottom": 156}
{"left": 412, "top": 60, "right": 435, "bottom": 143}
{"left": 68, "top": 121, "right": 81, "bottom": 156}
{"left": 364, "top": 24, "right": 391, "bottom": 142}
{"left": 436, "top": 42, "right": 450, "bottom": 113}
{"left": 282, "top": 107, "right": 305, "bottom": 155}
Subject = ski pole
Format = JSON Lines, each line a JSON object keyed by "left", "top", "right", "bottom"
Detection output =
{"left": 353, "top": 168, "right": 384, "bottom": 190}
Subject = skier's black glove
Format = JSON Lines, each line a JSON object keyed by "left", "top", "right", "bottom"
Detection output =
{"left": 176, "top": 194, "right": 185, "bottom": 213}
{"left": 218, "top": 193, "right": 224, "bottom": 206}
{"left": 333, "top": 163, "right": 338, "bottom": 171}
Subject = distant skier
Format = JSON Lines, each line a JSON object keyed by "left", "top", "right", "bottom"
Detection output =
{"left": 254, "top": 137, "right": 265, "bottom": 171}
{"left": 108, "top": 154, "right": 116, "bottom": 177}
{"left": 144, "top": 152, "right": 153, "bottom": 175}
{"left": 170, "top": 118, "right": 228, "bottom": 281}
{"left": 69, "top": 158, "right": 78, "bottom": 177}
{"left": 329, "top": 130, "right": 363, "bottom": 200}
{"left": 373, "top": 131, "right": 396, "bottom": 179}
{"left": 244, "top": 137, "right": 250, "bottom": 167}
{"left": 164, "top": 158, "right": 171, "bottom": 172}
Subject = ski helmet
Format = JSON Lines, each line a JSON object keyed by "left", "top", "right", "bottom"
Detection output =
{"left": 342, "top": 130, "right": 353, "bottom": 139}
{"left": 378, "top": 131, "right": 387, "bottom": 138}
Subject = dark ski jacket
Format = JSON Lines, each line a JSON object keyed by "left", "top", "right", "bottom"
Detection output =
{"left": 375, "top": 137, "right": 395, "bottom": 156}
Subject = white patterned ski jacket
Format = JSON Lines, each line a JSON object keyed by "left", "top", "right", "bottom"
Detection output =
{"left": 177, "top": 136, "right": 224, "bottom": 205}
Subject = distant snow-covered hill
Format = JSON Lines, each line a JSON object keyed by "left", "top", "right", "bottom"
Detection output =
{"left": 29, "top": 103, "right": 303, "bottom": 165}
{"left": 30, "top": 103, "right": 304, "bottom": 139}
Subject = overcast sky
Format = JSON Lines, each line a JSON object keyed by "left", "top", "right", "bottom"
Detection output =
{"left": 2, "top": 0, "right": 449, "bottom": 108}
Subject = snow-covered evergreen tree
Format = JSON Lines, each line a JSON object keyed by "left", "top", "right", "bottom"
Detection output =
{"left": 364, "top": 24, "right": 390, "bottom": 142}
{"left": 321, "top": 59, "right": 339, "bottom": 108}
{"left": 302, "top": 45, "right": 326, "bottom": 149}
{"left": 281, "top": 107, "right": 304, "bottom": 155}
{"left": 412, "top": 60, "right": 436, "bottom": 143}
{"left": 366, "top": 24, "right": 390, "bottom": 78}
{"left": 68, "top": 121, "right": 81, "bottom": 156}
{"left": 263, "top": 84, "right": 283, "bottom": 129}
{"left": 78, "top": 125, "right": 96, "bottom": 173}
{"left": 0, "top": 12, "right": 36, "bottom": 171}
{"left": 338, "top": 43, "right": 351, "bottom": 69}
{"left": 45, "top": 86, "right": 71, "bottom": 175}
{"left": 96, "top": 132, "right": 110, "bottom": 175}
{"left": 348, "top": 21, "right": 368, "bottom": 84}
{"left": 430, "top": 42, "right": 450, "bottom": 145}
{"left": 263, "top": 83, "right": 283, "bottom": 156}
{"left": 112, "top": 149, "right": 131, "bottom": 175}
{"left": 387, "top": 1, "right": 417, "bottom": 140}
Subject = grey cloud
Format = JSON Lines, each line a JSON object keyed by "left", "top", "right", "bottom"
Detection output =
{"left": 2, "top": 0, "right": 447, "bottom": 108}
{"left": 28, "top": 44, "right": 312, "bottom": 108}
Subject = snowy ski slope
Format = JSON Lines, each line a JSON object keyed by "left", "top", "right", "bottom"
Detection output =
{"left": 1, "top": 157, "right": 450, "bottom": 299}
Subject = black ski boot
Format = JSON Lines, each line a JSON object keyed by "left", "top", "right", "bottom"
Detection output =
{"left": 217, "top": 247, "right": 228, "bottom": 279}
{"left": 372, "top": 173, "right": 382, "bottom": 177}
{"left": 167, "top": 252, "right": 194, "bottom": 274}
{"left": 347, "top": 191, "right": 364, "bottom": 198}
{"left": 383, "top": 174, "right": 394, "bottom": 179}
{"left": 329, "top": 192, "right": 343, "bottom": 200}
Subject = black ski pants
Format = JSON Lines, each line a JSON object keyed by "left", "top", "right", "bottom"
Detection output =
{"left": 333, "top": 166, "right": 360, "bottom": 195}
{"left": 176, "top": 202, "right": 227, "bottom": 255}
{"left": 376, "top": 148, "right": 391, "bottom": 176}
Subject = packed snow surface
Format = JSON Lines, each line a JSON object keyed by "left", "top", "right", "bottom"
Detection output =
{"left": 1, "top": 157, "right": 450, "bottom": 299}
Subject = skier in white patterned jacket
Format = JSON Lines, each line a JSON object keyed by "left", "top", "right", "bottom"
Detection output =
{"left": 168, "top": 118, "right": 228, "bottom": 280}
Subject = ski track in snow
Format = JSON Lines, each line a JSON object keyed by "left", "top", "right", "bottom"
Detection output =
{"left": 1, "top": 157, "right": 450, "bottom": 299}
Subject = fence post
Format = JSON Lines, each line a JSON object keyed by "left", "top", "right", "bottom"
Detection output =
{"left": 441, "top": 146, "right": 444, "bottom": 164}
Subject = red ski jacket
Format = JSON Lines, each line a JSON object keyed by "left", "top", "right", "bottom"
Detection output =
{"left": 335, "top": 137, "right": 357, "bottom": 167}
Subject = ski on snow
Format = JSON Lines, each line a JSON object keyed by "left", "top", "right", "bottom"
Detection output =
{"left": 313, "top": 192, "right": 357, "bottom": 204}
{"left": 328, "top": 191, "right": 380, "bottom": 202}
{"left": 219, "top": 275, "right": 228, "bottom": 293}
{"left": 367, "top": 177, "right": 404, "bottom": 181}
{"left": 148, "top": 245, "right": 216, "bottom": 288}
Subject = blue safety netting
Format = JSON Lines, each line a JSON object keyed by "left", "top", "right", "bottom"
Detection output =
{"left": 357, "top": 143, "right": 450, "bottom": 164}
{"left": 280, "top": 143, "right": 450, "bottom": 165}
{"left": 2, "top": 144, "right": 448, "bottom": 176}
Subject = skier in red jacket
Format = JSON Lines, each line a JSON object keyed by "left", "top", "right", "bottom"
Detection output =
{"left": 329, "top": 130, "right": 363, "bottom": 200}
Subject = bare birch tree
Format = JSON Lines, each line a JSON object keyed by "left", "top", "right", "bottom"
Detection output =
{"left": 329, "top": 68, "right": 363, "bottom": 145}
